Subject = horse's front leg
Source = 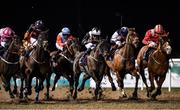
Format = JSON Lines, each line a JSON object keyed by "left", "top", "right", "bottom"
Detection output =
{"left": 7, "top": 77, "right": 15, "bottom": 98}
{"left": 19, "top": 78, "right": 24, "bottom": 99}
{"left": 117, "top": 72, "right": 127, "bottom": 98}
{"left": 73, "top": 72, "right": 81, "bottom": 100}
{"left": 45, "top": 72, "right": 51, "bottom": 100}
{"left": 35, "top": 77, "right": 45, "bottom": 102}
{"left": 78, "top": 73, "right": 91, "bottom": 92}
{"left": 151, "top": 75, "right": 166, "bottom": 100}
{"left": 139, "top": 67, "right": 150, "bottom": 97}
{"left": 107, "top": 70, "right": 116, "bottom": 91}
{"left": 1, "top": 75, "right": 15, "bottom": 98}
{"left": 51, "top": 73, "right": 60, "bottom": 91}
{"left": 12, "top": 76, "right": 18, "bottom": 95}
{"left": 130, "top": 68, "right": 140, "bottom": 99}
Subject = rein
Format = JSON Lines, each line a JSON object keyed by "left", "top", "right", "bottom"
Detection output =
{"left": 59, "top": 53, "right": 73, "bottom": 63}
{"left": 0, "top": 56, "right": 19, "bottom": 64}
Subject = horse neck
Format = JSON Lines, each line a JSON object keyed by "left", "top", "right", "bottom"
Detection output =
{"left": 32, "top": 46, "right": 45, "bottom": 62}
{"left": 153, "top": 48, "right": 168, "bottom": 64}
{"left": 3, "top": 41, "right": 19, "bottom": 62}
{"left": 121, "top": 43, "right": 135, "bottom": 58}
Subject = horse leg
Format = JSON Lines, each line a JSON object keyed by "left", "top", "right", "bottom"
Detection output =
{"left": 52, "top": 74, "right": 60, "bottom": 91}
{"left": 151, "top": 76, "right": 165, "bottom": 99}
{"left": 73, "top": 72, "right": 81, "bottom": 99}
{"left": 65, "top": 75, "right": 74, "bottom": 100}
{"left": 24, "top": 73, "right": 33, "bottom": 99}
{"left": 35, "top": 77, "right": 44, "bottom": 102}
{"left": 117, "top": 73, "right": 127, "bottom": 98}
{"left": 107, "top": 70, "right": 116, "bottom": 91}
{"left": 139, "top": 67, "right": 150, "bottom": 97}
{"left": 19, "top": 78, "right": 24, "bottom": 99}
{"left": 12, "top": 76, "right": 18, "bottom": 95}
{"left": 91, "top": 72, "right": 101, "bottom": 100}
{"left": 131, "top": 69, "right": 140, "bottom": 99}
{"left": 45, "top": 72, "right": 51, "bottom": 100}
{"left": 78, "top": 73, "right": 90, "bottom": 92}
{"left": 1, "top": 75, "right": 15, "bottom": 98}
{"left": 149, "top": 74, "right": 155, "bottom": 93}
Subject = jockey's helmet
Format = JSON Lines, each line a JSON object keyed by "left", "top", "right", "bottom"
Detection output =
{"left": 62, "top": 27, "right": 70, "bottom": 35}
{"left": 119, "top": 26, "right": 128, "bottom": 37}
{"left": 154, "top": 24, "right": 164, "bottom": 34}
{"left": 90, "top": 27, "right": 101, "bottom": 36}
{"left": 1, "top": 27, "right": 15, "bottom": 38}
{"left": 34, "top": 20, "right": 45, "bottom": 31}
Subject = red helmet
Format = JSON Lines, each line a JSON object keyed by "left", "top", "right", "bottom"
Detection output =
{"left": 2, "top": 27, "right": 14, "bottom": 38}
{"left": 154, "top": 24, "right": 164, "bottom": 34}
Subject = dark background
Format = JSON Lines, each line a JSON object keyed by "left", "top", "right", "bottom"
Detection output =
{"left": 0, "top": 0, "right": 179, "bottom": 57}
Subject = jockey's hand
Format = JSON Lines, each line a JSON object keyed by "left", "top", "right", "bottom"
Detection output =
{"left": 148, "top": 41, "right": 157, "bottom": 47}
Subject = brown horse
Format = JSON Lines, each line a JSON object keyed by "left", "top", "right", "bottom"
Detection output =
{"left": 50, "top": 38, "right": 81, "bottom": 99}
{"left": 0, "top": 35, "right": 22, "bottom": 98}
{"left": 22, "top": 30, "right": 51, "bottom": 102}
{"left": 106, "top": 28, "right": 140, "bottom": 98}
{"left": 73, "top": 39, "right": 111, "bottom": 100}
{"left": 136, "top": 35, "right": 172, "bottom": 99}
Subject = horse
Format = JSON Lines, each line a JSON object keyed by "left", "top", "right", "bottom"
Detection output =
{"left": 136, "top": 35, "right": 172, "bottom": 100}
{"left": 73, "top": 39, "right": 111, "bottom": 100}
{"left": 22, "top": 30, "right": 51, "bottom": 102}
{"left": 0, "top": 35, "right": 22, "bottom": 98}
{"left": 105, "top": 28, "right": 140, "bottom": 98}
{"left": 50, "top": 38, "right": 81, "bottom": 99}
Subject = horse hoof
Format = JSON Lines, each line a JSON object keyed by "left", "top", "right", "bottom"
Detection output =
{"left": 78, "top": 87, "right": 84, "bottom": 92}
{"left": 51, "top": 87, "right": 55, "bottom": 91}
{"left": 112, "top": 87, "right": 117, "bottom": 91}
{"left": 10, "top": 94, "right": 15, "bottom": 99}
{"left": 123, "top": 94, "right": 127, "bottom": 98}
{"left": 13, "top": 89, "right": 18, "bottom": 94}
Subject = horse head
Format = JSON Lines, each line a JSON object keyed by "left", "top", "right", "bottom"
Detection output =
{"left": 37, "top": 30, "right": 49, "bottom": 50}
{"left": 94, "top": 39, "right": 111, "bottom": 60}
{"left": 126, "top": 28, "right": 139, "bottom": 48}
{"left": 158, "top": 36, "right": 172, "bottom": 55}
{"left": 32, "top": 30, "right": 49, "bottom": 63}
{"left": 61, "top": 38, "right": 81, "bottom": 60}
{"left": 4, "top": 35, "right": 21, "bottom": 57}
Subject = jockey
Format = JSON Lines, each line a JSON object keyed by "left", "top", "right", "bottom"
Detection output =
{"left": 142, "top": 24, "right": 169, "bottom": 62}
{"left": 22, "top": 20, "right": 48, "bottom": 57}
{"left": 56, "top": 27, "right": 76, "bottom": 52}
{"left": 108, "top": 26, "right": 129, "bottom": 60}
{"left": 79, "top": 27, "right": 101, "bottom": 65}
{"left": 0, "top": 27, "right": 15, "bottom": 56}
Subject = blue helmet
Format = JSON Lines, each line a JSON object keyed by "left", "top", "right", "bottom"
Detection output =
{"left": 61, "top": 27, "right": 70, "bottom": 35}
{"left": 118, "top": 27, "right": 128, "bottom": 37}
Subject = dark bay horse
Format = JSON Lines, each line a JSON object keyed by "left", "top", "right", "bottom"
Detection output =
{"left": 106, "top": 28, "right": 140, "bottom": 98}
{"left": 50, "top": 38, "right": 81, "bottom": 99}
{"left": 0, "top": 35, "right": 22, "bottom": 98}
{"left": 137, "top": 35, "right": 172, "bottom": 99}
{"left": 73, "top": 39, "right": 111, "bottom": 100}
{"left": 23, "top": 30, "right": 51, "bottom": 102}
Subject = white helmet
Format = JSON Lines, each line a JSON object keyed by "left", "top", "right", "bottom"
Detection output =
{"left": 61, "top": 27, "right": 70, "bottom": 35}
{"left": 90, "top": 27, "right": 101, "bottom": 35}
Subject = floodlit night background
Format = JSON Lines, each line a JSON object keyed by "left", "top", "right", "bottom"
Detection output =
{"left": 0, "top": 0, "right": 179, "bottom": 57}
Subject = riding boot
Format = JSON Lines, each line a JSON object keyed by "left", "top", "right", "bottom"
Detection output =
{"left": 143, "top": 47, "right": 154, "bottom": 62}
{"left": 0, "top": 46, "right": 5, "bottom": 56}
{"left": 108, "top": 45, "right": 117, "bottom": 60}
{"left": 79, "top": 48, "right": 91, "bottom": 66}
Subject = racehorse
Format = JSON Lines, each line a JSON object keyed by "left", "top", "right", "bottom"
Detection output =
{"left": 73, "top": 39, "right": 111, "bottom": 100}
{"left": 23, "top": 30, "right": 51, "bottom": 102}
{"left": 136, "top": 35, "right": 172, "bottom": 99}
{"left": 50, "top": 38, "right": 81, "bottom": 99}
{"left": 106, "top": 28, "right": 140, "bottom": 98}
{"left": 0, "top": 35, "right": 22, "bottom": 98}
